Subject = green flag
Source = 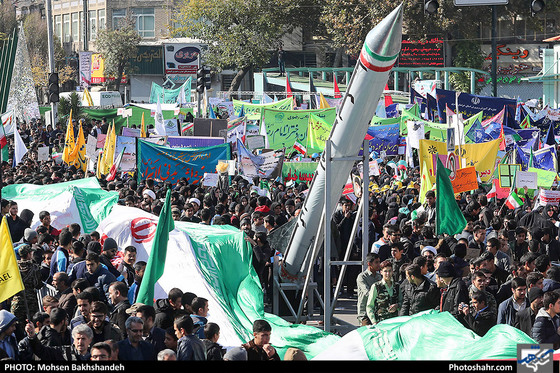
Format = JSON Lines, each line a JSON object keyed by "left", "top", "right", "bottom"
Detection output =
{"left": 306, "top": 113, "right": 332, "bottom": 155}
{"left": 136, "top": 188, "right": 175, "bottom": 306}
{"left": 435, "top": 157, "right": 467, "bottom": 236}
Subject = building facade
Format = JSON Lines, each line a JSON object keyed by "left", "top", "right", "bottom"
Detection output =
{"left": 50, "top": 0, "right": 176, "bottom": 54}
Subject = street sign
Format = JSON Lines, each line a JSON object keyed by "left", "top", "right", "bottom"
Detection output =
{"left": 454, "top": 0, "right": 508, "bottom": 5}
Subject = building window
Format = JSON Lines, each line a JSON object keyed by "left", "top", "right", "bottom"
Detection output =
{"left": 63, "top": 14, "right": 70, "bottom": 43}
{"left": 98, "top": 9, "right": 106, "bottom": 30}
{"left": 132, "top": 8, "right": 155, "bottom": 38}
{"left": 54, "top": 14, "right": 62, "bottom": 43}
{"left": 72, "top": 12, "right": 79, "bottom": 42}
{"left": 89, "top": 10, "right": 97, "bottom": 41}
{"left": 112, "top": 8, "right": 126, "bottom": 29}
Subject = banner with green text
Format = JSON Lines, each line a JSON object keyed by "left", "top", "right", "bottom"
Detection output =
{"left": 262, "top": 107, "right": 337, "bottom": 150}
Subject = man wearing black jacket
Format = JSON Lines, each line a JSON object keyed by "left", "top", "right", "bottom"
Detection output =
{"left": 399, "top": 264, "right": 440, "bottom": 316}
{"left": 515, "top": 287, "right": 544, "bottom": 337}
{"left": 436, "top": 261, "right": 470, "bottom": 320}
{"left": 458, "top": 290, "right": 497, "bottom": 337}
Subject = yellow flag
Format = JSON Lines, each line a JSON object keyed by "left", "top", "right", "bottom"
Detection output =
{"left": 62, "top": 110, "right": 75, "bottom": 165}
{"left": 420, "top": 161, "right": 433, "bottom": 205}
{"left": 418, "top": 138, "right": 501, "bottom": 184}
{"left": 319, "top": 93, "right": 330, "bottom": 109}
{"left": 100, "top": 122, "right": 116, "bottom": 175}
{"left": 83, "top": 87, "right": 94, "bottom": 107}
{"left": 141, "top": 112, "right": 147, "bottom": 138}
{"left": 96, "top": 151, "right": 103, "bottom": 179}
{"left": 69, "top": 121, "right": 87, "bottom": 172}
{"left": 0, "top": 216, "right": 24, "bottom": 303}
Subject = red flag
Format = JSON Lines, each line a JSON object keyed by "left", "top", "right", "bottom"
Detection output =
{"left": 384, "top": 84, "right": 393, "bottom": 106}
{"left": 286, "top": 75, "right": 293, "bottom": 98}
{"left": 334, "top": 75, "right": 342, "bottom": 99}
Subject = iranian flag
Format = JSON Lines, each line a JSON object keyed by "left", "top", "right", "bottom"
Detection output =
{"left": 106, "top": 148, "right": 125, "bottom": 182}
{"left": 486, "top": 182, "right": 497, "bottom": 200}
{"left": 0, "top": 120, "right": 6, "bottom": 149}
{"left": 505, "top": 189, "right": 523, "bottom": 209}
{"left": 293, "top": 141, "right": 307, "bottom": 155}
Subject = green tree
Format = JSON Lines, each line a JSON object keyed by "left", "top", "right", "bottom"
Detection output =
{"left": 448, "top": 41, "right": 485, "bottom": 94}
{"left": 57, "top": 91, "right": 87, "bottom": 125}
{"left": 94, "top": 17, "right": 141, "bottom": 93}
{"left": 0, "top": 1, "right": 17, "bottom": 41}
{"left": 172, "top": 0, "right": 300, "bottom": 95}
{"left": 320, "top": 0, "right": 482, "bottom": 56}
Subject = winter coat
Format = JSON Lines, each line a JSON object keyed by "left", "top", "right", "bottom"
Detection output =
{"left": 153, "top": 298, "right": 177, "bottom": 330}
{"left": 0, "top": 311, "right": 19, "bottom": 360}
{"left": 176, "top": 334, "right": 206, "bottom": 361}
{"left": 399, "top": 278, "right": 440, "bottom": 316}
{"left": 37, "top": 325, "right": 71, "bottom": 347}
{"left": 202, "top": 339, "right": 225, "bottom": 361}
{"left": 83, "top": 265, "right": 118, "bottom": 304}
{"left": 10, "top": 259, "right": 42, "bottom": 323}
{"left": 514, "top": 307, "right": 537, "bottom": 337}
{"left": 440, "top": 277, "right": 470, "bottom": 319}
{"left": 109, "top": 299, "right": 131, "bottom": 340}
{"left": 458, "top": 307, "right": 497, "bottom": 336}
{"left": 532, "top": 308, "right": 560, "bottom": 349}
{"left": 497, "top": 297, "right": 530, "bottom": 327}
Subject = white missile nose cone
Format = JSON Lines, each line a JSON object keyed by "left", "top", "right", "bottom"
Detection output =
{"left": 363, "top": 3, "right": 404, "bottom": 61}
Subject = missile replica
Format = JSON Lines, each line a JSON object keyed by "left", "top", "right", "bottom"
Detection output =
{"left": 281, "top": 4, "right": 404, "bottom": 280}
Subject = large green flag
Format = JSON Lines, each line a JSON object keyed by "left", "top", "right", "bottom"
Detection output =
{"left": 136, "top": 189, "right": 175, "bottom": 306}
{"left": 435, "top": 157, "right": 467, "bottom": 236}
{"left": 306, "top": 113, "right": 332, "bottom": 155}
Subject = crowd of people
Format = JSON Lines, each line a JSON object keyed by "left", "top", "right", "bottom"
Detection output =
{"left": 1, "top": 112, "right": 560, "bottom": 363}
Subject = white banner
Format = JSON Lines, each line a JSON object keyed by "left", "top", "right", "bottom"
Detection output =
{"left": 538, "top": 189, "right": 560, "bottom": 206}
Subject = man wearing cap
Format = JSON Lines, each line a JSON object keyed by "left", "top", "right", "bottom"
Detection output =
{"left": 421, "top": 246, "right": 437, "bottom": 282}
{"left": 181, "top": 203, "right": 201, "bottom": 223}
{"left": 514, "top": 287, "right": 544, "bottom": 336}
{"left": 436, "top": 261, "right": 469, "bottom": 320}
{"left": 101, "top": 237, "right": 125, "bottom": 281}
{"left": 189, "top": 198, "right": 201, "bottom": 214}
{"left": 143, "top": 189, "right": 156, "bottom": 206}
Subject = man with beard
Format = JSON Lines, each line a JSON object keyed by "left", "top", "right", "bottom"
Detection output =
{"left": 87, "top": 301, "right": 122, "bottom": 344}
{"left": 421, "top": 246, "right": 437, "bottom": 282}
{"left": 514, "top": 287, "right": 544, "bottom": 336}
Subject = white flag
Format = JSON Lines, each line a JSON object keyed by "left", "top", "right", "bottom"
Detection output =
{"left": 13, "top": 125, "right": 28, "bottom": 167}
{"left": 154, "top": 97, "right": 166, "bottom": 136}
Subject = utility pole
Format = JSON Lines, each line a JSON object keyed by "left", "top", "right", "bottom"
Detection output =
{"left": 83, "top": 0, "right": 88, "bottom": 52}
{"left": 45, "top": 0, "right": 57, "bottom": 126}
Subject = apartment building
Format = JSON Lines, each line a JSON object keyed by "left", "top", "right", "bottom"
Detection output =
{"left": 50, "top": 0, "right": 176, "bottom": 53}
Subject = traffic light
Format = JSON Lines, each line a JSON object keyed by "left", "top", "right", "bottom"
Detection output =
{"left": 196, "top": 67, "right": 205, "bottom": 93}
{"left": 196, "top": 67, "right": 211, "bottom": 93}
{"left": 48, "top": 73, "right": 59, "bottom": 103}
{"left": 531, "top": 0, "right": 545, "bottom": 15}
{"left": 203, "top": 67, "right": 211, "bottom": 90}
{"left": 424, "top": 0, "right": 438, "bottom": 14}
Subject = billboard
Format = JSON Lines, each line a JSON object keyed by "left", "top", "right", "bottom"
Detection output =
{"left": 163, "top": 43, "right": 206, "bottom": 76}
